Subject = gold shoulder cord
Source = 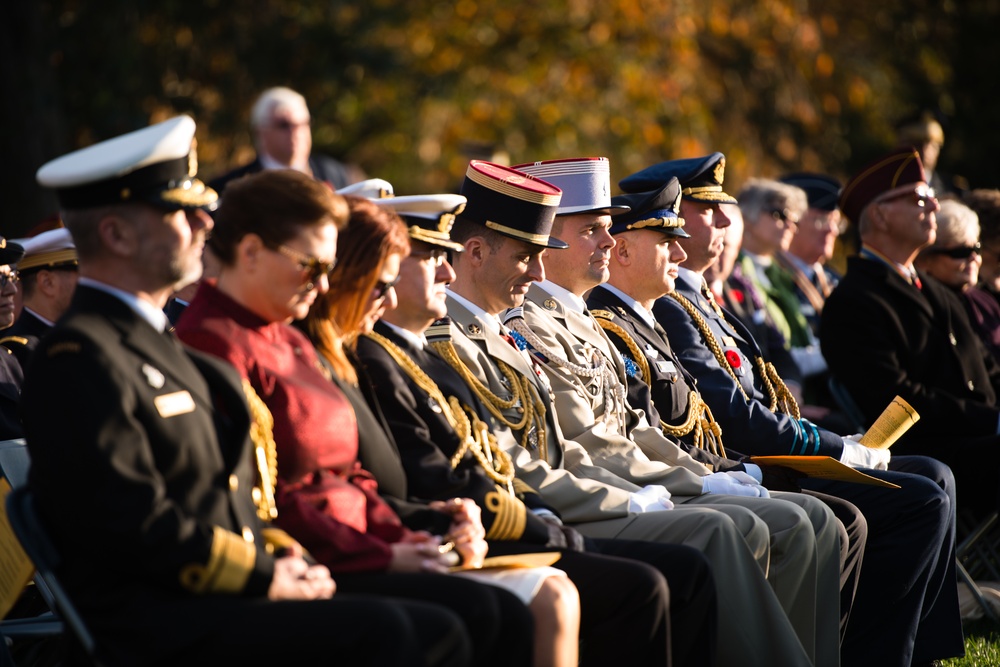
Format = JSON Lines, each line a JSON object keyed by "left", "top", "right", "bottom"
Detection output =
{"left": 241, "top": 380, "right": 279, "bottom": 521}
{"left": 365, "top": 332, "right": 515, "bottom": 491}
{"left": 666, "top": 292, "right": 800, "bottom": 419}
{"left": 431, "top": 339, "right": 548, "bottom": 462}
{"left": 594, "top": 313, "right": 727, "bottom": 458}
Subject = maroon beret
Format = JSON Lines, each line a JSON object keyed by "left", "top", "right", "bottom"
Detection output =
{"left": 839, "top": 148, "right": 927, "bottom": 225}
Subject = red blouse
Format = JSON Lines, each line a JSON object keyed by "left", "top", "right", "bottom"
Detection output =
{"left": 176, "top": 281, "right": 408, "bottom": 572}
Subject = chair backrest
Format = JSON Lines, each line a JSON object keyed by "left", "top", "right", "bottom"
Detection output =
{"left": 0, "top": 439, "right": 30, "bottom": 490}
{"left": 5, "top": 487, "right": 101, "bottom": 663}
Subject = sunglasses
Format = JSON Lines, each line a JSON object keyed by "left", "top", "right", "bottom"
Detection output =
{"left": 372, "top": 275, "right": 401, "bottom": 299}
{"left": 769, "top": 208, "right": 800, "bottom": 228}
{"left": 0, "top": 271, "right": 19, "bottom": 289}
{"left": 410, "top": 248, "right": 449, "bottom": 267}
{"left": 273, "top": 245, "right": 336, "bottom": 286}
{"left": 929, "top": 243, "right": 981, "bottom": 260}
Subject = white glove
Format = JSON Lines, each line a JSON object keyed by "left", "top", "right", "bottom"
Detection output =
{"left": 839, "top": 439, "right": 890, "bottom": 471}
{"left": 701, "top": 471, "right": 770, "bottom": 498}
{"left": 628, "top": 484, "right": 674, "bottom": 512}
{"left": 742, "top": 463, "right": 764, "bottom": 484}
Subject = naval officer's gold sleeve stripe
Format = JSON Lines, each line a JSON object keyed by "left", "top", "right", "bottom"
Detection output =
{"left": 179, "top": 526, "right": 255, "bottom": 594}
{"left": 484, "top": 489, "right": 527, "bottom": 540}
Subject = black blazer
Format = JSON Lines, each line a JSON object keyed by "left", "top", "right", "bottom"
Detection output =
{"left": 822, "top": 256, "right": 1000, "bottom": 443}
{"left": 356, "top": 322, "right": 552, "bottom": 544}
{"left": 20, "top": 287, "right": 275, "bottom": 637}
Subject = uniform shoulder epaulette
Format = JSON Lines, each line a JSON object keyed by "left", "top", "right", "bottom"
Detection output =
{"left": 590, "top": 308, "right": 615, "bottom": 321}
{"left": 426, "top": 317, "right": 453, "bottom": 343}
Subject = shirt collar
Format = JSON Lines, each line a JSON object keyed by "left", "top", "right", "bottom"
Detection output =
{"left": 78, "top": 277, "right": 170, "bottom": 332}
{"left": 535, "top": 279, "right": 588, "bottom": 314}
{"left": 380, "top": 320, "right": 427, "bottom": 350}
{"left": 446, "top": 288, "right": 502, "bottom": 335}
{"left": 600, "top": 283, "right": 657, "bottom": 330}
{"left": 21, "top": 306, "right": 55, "bottom": 327}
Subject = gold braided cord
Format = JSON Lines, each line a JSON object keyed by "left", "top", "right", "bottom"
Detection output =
{"left": 365, "top": 332, "right": 515, "bottom": 488}
{"left": 241, "top": 380, "right": 279, "bottom": 521}
{"left": 667, "top": 292, "right": 752, "bottom": 402}
{"left": 667, "top": 292, "right": 800, "bottom": 422}
{"left": 595, "top": 310, "right": 727, "bottom": 458}
{"left": 760, "top": 359, "right": 801, "bottom": 419}
{"left": 593, "top": 316, "right": 652, "bottom": 386}
{"left": 431, "top": 340, "right": 548, "bottom": 462}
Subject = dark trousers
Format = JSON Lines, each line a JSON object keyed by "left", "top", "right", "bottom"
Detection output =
{"left": 92, "top": 594, "right": 471, "bottom": 667}
{"left": 586, "top": 538, "right": 717, "bottom": 667}
{"left": 335, "top": 571, "right": 533, "bottom": 667}
{"left": 803, "top": 454, "right": 964, "bottom": 666}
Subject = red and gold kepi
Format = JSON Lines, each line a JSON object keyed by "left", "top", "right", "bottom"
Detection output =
{"left": 457, "top": 161, "right": 568, "bottom": 249}
{"left": 838, "top": 148, "right": 926, "bottom": 225}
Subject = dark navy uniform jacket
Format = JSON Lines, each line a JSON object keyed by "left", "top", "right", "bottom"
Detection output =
{"left": 654, "top": 269, "right": 845, "bottom": 458}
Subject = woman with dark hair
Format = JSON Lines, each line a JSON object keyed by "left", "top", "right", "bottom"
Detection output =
{"left": 175, "top": 170, "right": 542, "bottom": 667}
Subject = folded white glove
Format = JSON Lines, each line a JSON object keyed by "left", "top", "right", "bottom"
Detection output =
{"left": 701, "top": 471, "right": 770, "bottom": 498}
{"left": 628, "top": 484, "right": 674, "bottom": 512}
{"left": 839, "top": 439, "right": 890, "bottom": 471}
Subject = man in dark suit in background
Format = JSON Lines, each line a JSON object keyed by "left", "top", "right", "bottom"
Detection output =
{"left": 823, "top": 147, "right": 1000, "bottom": 518}
{"left": 209, "top": 87, "right": 358, "bottom": 194}
{"left": 24, "top": 114, "right": 470, "bottom": 667}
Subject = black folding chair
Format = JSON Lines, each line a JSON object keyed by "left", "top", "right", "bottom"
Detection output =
{"left": 0, "top": 439, "right": 106, "bottom": 663}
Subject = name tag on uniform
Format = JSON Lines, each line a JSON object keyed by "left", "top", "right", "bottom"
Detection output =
{"left": 722, "top": 335, "right": 737, "bottom": 348}
{"left": 655, "top": 360, "right": 676, "bottom": 374}
{"left": 154, "top": 390, "right": 196, "bottom": 418}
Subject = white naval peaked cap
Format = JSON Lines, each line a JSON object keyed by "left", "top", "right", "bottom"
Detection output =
{"left": 36, "top": 115, "right": 218, "bottom": 211}
{"left": 335, "top": 178, "right": 394, "bottom": 199}
{"left": 14, "top": 228, "right": 78, "bottom": 272}
{"left": 372, "top": 194, "right": 467, "bottom": 252}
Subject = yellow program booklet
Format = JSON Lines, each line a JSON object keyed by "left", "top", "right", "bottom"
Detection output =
{"left": 750, "top": 456, "right": 901, "bottom": 489}
{"left": 0, "top": 478, "right": 35, "bottom": 619}
{"left": 858, "top": 396, "right": 920, "bottom": 450}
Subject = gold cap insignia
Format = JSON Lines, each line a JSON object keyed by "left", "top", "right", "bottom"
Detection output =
{"left": 713, "top": 158, "right": 726, "bottom": 186}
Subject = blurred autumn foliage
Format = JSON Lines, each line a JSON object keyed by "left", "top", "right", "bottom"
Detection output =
{"left": 4, "top": 0, "right": 998, "bottom": 235}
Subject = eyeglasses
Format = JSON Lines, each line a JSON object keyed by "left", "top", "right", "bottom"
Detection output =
{"left": 929, "top": 243, "right": 981, "bottom": 260}
{"left": 876, "top": 185, "right": 937, "bottom": 208}
{"left": 273, "top": 245, "right": 336, "bottom": 286}
{"left": 372, "top": 275, "right": 401, "bottom": 299}
{"left": 769, "top": 208, "right": 800, "bottom": 228}
{"left": 0, "top": 271, "right": 19, "bottom": 290}
{"left": 410, "top": 248, "right": 449, "bottom": 267}
{"left": 271, "top": 119, "right": 310, "bottom": 131}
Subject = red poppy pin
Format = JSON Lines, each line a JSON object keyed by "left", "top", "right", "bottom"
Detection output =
{"left": 725, "top": 350, "right": 742, "bottom": 369}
